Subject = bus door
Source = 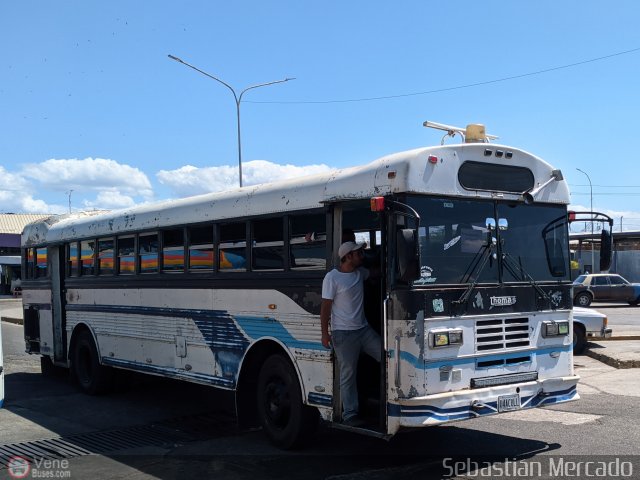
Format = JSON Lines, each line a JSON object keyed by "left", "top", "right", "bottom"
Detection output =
{"left": 0, "top": 317, "right": 4, "bottom": 408}
{"left": 331, "top": 201, "right": 387, "bottom": 434}
{"left": 384, "top": 199, "right": 422, "bottom": 436}
{"left": 49, "top": 246, "right": 67, "bottom": 364}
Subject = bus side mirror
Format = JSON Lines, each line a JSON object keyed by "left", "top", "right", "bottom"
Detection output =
{"left": 397, "top": 228, "right": 420, "bottom": 283}
{"left": 600, "top": 229, "right": 612, "bottom": 271}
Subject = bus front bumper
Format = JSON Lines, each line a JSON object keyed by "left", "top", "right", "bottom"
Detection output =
{"left": 390, "top": 375, "right": 580, "bottom": 428}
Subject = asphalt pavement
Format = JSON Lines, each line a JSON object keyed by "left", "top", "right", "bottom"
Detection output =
{"left": 2, "top": 297, "right": 639, "bottom": 368}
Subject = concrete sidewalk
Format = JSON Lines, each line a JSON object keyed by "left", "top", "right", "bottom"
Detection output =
{"left": 0, "top": 297, "right": 23, "bottom": 325}
{"left": 2, "top": 297, "right": 638, "bottom": 368}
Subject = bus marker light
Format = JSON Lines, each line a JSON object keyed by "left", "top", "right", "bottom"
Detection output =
{"left": 428, "top": 155, "right": 438, "bottom": 164}
{"left": 370, "top": 197, "right": 385, "bottom": 212}
{"left": 430, "top": 329, "right": 463, "bottom": 348}
{"left": 387, "top": 171, "right": 396, "bottom": 179}
{"left": 568, "top": 211, "right": 576, "bottom": 221}
{"left": 434, "top": 333, "right": 449, "bottom": 347}
{"left": 542, "top": 321, "right": 569, "bottom": 337}
{"left": 268, "top": 304, "right": 277, "bottom": 310}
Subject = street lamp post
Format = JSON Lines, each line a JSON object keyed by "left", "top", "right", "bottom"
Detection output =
{"left": 576, "top": 168, "right": 595, "bottom": 272}
{"left": 168, "top": 54, "right": 294, "bottom": 187}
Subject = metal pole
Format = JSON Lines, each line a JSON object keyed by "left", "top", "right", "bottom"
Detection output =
{"left": 576, "top": 168, "right": 594, "bottom": 272}
{"left": 168, "top": 54, "right": 294, "bottom": 188}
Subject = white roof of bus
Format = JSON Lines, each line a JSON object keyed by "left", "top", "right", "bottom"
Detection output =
{"left": 22, "top": 143, "right": 570, "bottom": 246}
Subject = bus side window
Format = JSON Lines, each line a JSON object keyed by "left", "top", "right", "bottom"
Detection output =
{"left": 219, "top": 222, "right": 247, "bottom": 272}
{"left": 188, "top": 226, "right": 213, "bottom": 271}
{"left": 35, "top": 247, "right": 48, "bottom": 278}
{"left": 290, "top": 213, "right": 326, "bottom": 271}
{"left": 163, "top": 228, "right": 186, "bottom": 272}
{"left": 252, "top": 218, "right": 284, "bottom": 271}
{"left": 67, "top": 242, "right": 79, "bottom": 277}
{"left": 80, "top": 240, "right": 95, "bottom": 276}
{"left": 98, "top": 238, "right": 115, "bottom": 275}
{"left": 118, "top": 236, "right": 135, "bottom": 275}
{"left": 139, "top": 233, "right": 159, "bottom": 273}
{"left": 26, "top": 248, "right": 35, "bottom": 278}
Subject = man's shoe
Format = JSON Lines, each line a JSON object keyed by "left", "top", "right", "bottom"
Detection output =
{"left": 343, "top": 416, "right": 366, "bottom": 427}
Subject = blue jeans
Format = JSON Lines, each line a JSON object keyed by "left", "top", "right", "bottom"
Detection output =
{"left": 332, "top": 325, "right": 381, "bottom": 421}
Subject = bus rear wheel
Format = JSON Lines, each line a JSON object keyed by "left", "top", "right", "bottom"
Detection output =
{"left": 71, "top": 330, "right": 112, "bottom": 395}
{"left": 257, "top": 354, "right": 318, "bottom": 449}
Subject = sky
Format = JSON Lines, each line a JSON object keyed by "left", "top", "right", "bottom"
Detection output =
{"left": 1, "top": 1, "right": 639, "bottom": 232}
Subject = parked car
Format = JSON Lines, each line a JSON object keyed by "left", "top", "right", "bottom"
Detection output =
{"left": 572, "top": 273, "right": 640, "bottom": 307}
{"left": 572, "top": 306, "right": 612, "bottom": 354}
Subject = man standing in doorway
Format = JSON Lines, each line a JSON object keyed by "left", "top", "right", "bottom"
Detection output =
{"left": 321, "top": 241, "right": 381, "bottom": 427}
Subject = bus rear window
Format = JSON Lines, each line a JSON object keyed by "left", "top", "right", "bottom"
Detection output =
{"left": 458, "top": 161, "right": 534, "bottom": 193}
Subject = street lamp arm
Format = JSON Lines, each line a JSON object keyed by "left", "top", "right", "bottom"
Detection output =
{"left": 168, "top": 54, "right": 238, "bottom": 102}
{"left": 238, "top": 78, "right": 296, "bottom": 102}
{"left": 167, "top": 54, "right": 294, "bottom": 188}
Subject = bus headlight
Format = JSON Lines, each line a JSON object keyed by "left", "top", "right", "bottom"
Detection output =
{"left": 430, "top": 329, "right": 463, "bottom": 348}
{"left": 542, "top": 321, "right": 569, "bottom": 337}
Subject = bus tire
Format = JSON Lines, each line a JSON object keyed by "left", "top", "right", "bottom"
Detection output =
{"left": 257, "top": 354, "right": 318, "bottom": 449}
{"left": 71, "top": 330, "right": 112, "bottom": 395}
{"left": 572, "top": 323, "right": 586, "bottom": 355}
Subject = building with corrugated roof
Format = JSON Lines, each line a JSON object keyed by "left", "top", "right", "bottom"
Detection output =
{"left": 0, "top": 213, "right": 52, "bottom": 294}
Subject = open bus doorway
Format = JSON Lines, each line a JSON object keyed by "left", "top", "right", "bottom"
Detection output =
{"left": 330, "top": 201, "right": 386, "bottom": 432}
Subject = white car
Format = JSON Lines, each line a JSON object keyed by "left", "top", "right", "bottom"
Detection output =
{"left": 572, "top": 307, "right": 613, "bottom": 354}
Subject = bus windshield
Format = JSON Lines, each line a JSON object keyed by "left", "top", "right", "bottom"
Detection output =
{"left": 409, "top": 196, "right": 570, "bottom": 286}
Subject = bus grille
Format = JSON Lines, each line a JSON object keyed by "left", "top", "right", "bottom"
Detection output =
{"left": 475, "top": 318, "right": 530, "bottom": 352}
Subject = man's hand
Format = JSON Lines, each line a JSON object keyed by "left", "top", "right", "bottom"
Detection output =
{"left": 320, "top": 298, "right": 333, "bottom": 349}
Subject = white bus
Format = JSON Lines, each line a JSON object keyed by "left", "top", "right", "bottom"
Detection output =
{"left": 21, "top": 122, "right": 611, "bottom": 448}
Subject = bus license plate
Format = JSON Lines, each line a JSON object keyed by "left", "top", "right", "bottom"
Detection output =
{"left": 498, "top": 394, "right": 521, "bottom": 412}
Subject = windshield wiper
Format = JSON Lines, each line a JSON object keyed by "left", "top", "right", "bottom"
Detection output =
{"left": 452, "top": 238, "right": 495, "bottom": 311}
{"left": 501, "top": 251, "right": 560, "bottom": 309}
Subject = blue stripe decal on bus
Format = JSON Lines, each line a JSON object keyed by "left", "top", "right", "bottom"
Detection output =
{"left": 234, "top": 316, "right": 324, "bottom": 350}
{"left": 67, "top": 304, "right": 323, "bottom": 350}
{"left": 388, "top": 344, "right": 572, "bottom": 369}
{"left": 387, "top": 385, "right": 577, "bottom": 419}
{"left": 308, "top": 392, "right": 332, "bottom": 406}
{"left": 102, "top": 357, "right": 235, "bottom": 389}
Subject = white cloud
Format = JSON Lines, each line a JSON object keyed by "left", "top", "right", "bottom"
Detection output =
{"left": 83, "top": 190, "right": 136, "bottom": 210}
{"left": 157, "top": 160, "right": 333, "bottom": 197}
{"left": 0, "top": 166, "right": 64, "bottom": 213}
{"left": 22, "top": 157, "right": 153, "bottom": 198}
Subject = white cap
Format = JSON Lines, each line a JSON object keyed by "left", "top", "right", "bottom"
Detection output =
{"left": 338, "top": 241, "right": 366, "bottom": 259}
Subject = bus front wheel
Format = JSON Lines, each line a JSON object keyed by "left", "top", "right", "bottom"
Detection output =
{"left": 257, "top": 354, "right": 318, "bottom": 449}
{"left": 71, "top": 330, "right": 112, "bottom": 395}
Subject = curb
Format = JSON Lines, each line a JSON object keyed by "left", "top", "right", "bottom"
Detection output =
{"left": 597, "top": 336, "right": 640, "bottom": 341}
{"left": 1, "top": 317, "right": 23, "bottom": 326}
{"left": 586, "top": 348, "right": 640, "bottom": 369}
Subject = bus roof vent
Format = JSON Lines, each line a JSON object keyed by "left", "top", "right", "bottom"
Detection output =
{"left": 423, "top": 120, "right": 498, "bottom": 145}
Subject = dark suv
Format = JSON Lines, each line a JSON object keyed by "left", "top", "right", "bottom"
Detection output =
{"left": 573, "top": 273, "right": 640, "bottom": 307}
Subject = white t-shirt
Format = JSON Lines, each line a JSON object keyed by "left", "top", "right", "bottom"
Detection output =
{"left": 322, "top": 267, "right": 369, "bottom": 331}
